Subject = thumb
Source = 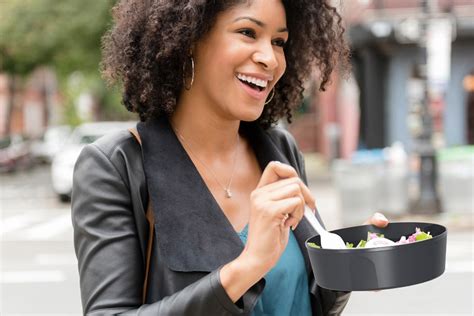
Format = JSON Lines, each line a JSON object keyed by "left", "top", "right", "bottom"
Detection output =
{"left": 257, "top": 161, "right": 299, "bottom": 188}
{"left": 364, "top": 212, "right": 389, "bottom": 227}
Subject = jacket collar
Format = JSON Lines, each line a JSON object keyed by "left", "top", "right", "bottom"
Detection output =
{"left": 137, "top": 116, "right": 315, "bottom": 273}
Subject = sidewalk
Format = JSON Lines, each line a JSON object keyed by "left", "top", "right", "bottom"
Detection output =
{"left": 304, "top": 153, "right": 343, "bottom": 230}
{"left": 303, "top": 153, "right": 473, "bottom": 315}
{"left": 303, "top": 153, "right": 474, "bottom": 232}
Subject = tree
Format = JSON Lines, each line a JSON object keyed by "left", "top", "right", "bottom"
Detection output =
{"left": 0, "top": 0, "right": 131, "bottom": 132}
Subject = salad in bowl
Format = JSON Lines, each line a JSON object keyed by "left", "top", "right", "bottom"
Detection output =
{"left": 305, "top": 222, "right": 447, "bottom": 291}
{"left": 307, "top": 227, "right": 433, "bottom": 249}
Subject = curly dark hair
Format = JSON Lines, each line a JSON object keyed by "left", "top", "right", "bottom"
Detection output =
{"left": 101, "top": 0, "right": 349, "bottom": 128}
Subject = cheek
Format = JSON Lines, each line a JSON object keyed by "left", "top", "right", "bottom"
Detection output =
{"left": 208, "top": 46, "right": 241, "bottom": 81}
{"left": 276, "top": 55, "right": 287, "bottom": 82}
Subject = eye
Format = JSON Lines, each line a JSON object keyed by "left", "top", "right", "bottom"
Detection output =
{"left": 272, "top": 38, "right": 287, "bottom": 48}
{"left": 238, "top": 28, "right": 256, "bottom": 39}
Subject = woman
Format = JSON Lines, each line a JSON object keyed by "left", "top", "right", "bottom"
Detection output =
{"left": 72, "top": 0, "right": 389, "bottom": 315}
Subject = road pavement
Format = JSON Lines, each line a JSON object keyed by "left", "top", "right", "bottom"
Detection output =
{"left": 308, "top": 169, "right": 473, "bottom": 316}
{"left": 1, "top": 165, "right": 81, "bottom": 315}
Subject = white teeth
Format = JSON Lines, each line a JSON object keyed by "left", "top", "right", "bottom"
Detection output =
{"left": 237, "top": 73, "right": 268, "bottom": 88}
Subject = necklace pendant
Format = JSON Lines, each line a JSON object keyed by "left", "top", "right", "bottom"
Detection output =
{"left": 225, "top": 188, "right": 232, "bottom": 198}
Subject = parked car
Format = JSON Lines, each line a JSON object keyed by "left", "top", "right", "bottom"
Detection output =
{"left": 31, "top": 125, "right": 72, "bottom": 163}
{"left": 0, "top": 135, "right": 34, "bottom": 173}
{"left": 51, "top": 121, "right": 136, "bottom": 202}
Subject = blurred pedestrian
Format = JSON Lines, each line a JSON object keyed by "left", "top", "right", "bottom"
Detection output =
{"left": 464, "top": 69, "right": 474, "bottom": 144}
{"left": 72, "top": 0, "right": 389, "bottom": 315}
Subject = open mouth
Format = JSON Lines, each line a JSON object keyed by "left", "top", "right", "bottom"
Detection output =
{"left": 238, "top": 78, "right": 265, "bottom": 92}
{"left": 236, "top": 73, "right": 269, "bottom": 93}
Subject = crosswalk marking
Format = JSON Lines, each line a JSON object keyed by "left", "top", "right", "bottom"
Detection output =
{"left": 34, "top": 253, "right": 77, "bottom": 266}
{"left": 1, "top": 209, "right": 72, "bottom": 241}
{"left": 23, "top": 213, "right": 72, "bottom": 240}
{"left": 0, "top": 212, "right": 44, "bottom": 234}
{"left": 5, "top": 314, "right": 81, "bottom": 316}
{"left": 1, "top": 270, "right": 66, "bottom": 283}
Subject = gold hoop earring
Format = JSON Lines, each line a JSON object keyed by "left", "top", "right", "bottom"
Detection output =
{"left": 183, "top": 56, "right": 195, "bottom": 90}
{"left": 264, "top": 88, "right": 275, "bottom": 105}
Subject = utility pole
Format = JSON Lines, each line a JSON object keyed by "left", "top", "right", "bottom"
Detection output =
{"left": 412, "top": 0, "right": 443, "bottom": 214}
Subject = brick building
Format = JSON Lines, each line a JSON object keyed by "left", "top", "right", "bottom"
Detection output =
{"left": 289, "top": 0, "right": 474, "bottom": 158}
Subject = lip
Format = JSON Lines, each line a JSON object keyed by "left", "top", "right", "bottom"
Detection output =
{"left": 235, "top": 76, "right": 269, "bottom": 101}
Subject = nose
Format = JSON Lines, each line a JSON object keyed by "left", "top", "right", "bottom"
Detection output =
{"left": 252, "top": 41, "right": 278, "bottom": 71}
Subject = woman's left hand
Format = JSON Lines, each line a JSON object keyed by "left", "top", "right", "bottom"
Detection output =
{"left": 365, "top": 212, "right": 389, "bottom": 293}
{"left": 364, "top": 212, "right": 389, "bottom": 228}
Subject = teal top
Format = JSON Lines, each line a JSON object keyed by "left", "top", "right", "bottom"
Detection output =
{"left": 238, "top": 225, "right": 312, "bottom": 316}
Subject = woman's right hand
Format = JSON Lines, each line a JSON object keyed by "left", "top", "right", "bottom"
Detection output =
{"left": 219, "top": 161, "right": 316, "bottom": 302}
{"left": 241, "top": 161, "right": 316, "bottom": 274}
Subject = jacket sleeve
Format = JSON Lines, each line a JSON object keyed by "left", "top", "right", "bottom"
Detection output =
{"left": 72, "top": 144, "right": 263, "bottom": 315}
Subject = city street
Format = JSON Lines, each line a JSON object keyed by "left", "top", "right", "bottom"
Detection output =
{"left": 1, "top": 165, "right": 81, "bottom": 315}
{"left": 1, "top": 165, "right": 473, "bottom": 315}
{"left": 1, "top": 0, "right": 473, "bottom": 315}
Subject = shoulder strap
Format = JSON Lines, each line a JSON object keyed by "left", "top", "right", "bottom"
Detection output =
{"left": 128, "top": 127, "right": 155, "bottom": 304}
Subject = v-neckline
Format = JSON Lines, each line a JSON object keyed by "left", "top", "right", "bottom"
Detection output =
{"left": 137, "top": 116, "right": 315, "bottom": 274}
{"left": 170, "top": 125, "right": 252, "bottom": 238}
{"left": 238, "top": 223, "right": 249, "bottom": 236}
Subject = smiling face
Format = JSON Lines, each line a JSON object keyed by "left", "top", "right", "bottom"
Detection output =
{"left": 190, "top": 0, "right": 288, "bottom": 122}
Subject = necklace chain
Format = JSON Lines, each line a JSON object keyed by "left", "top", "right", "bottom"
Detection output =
{"left": 173, "top": 127, "right": 240, "bottom": 199}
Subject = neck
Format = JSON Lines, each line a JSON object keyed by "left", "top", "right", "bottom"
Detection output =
{"left": 170, "top": 91, "right": 241, "bottom": 155}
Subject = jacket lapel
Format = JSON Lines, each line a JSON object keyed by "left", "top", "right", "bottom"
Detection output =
{"left": 241, "top": 122, "right": 315, "bottom": 274}
{"left": 138, "top": 117, "right": 315, "bottom": 274}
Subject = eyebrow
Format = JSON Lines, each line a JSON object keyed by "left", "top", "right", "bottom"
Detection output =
{"left": 233, "top": 16, "right": 288, "bottom": 33}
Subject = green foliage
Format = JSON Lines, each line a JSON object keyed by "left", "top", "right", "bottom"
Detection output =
{"left": 0, "top": 0, "right": 131, "bottom": 124}
{"left": 0, "top": 0, "right": 114, "bottom": 76}
{"left": 99, "top": 85, "right": 136, "bottom": 121}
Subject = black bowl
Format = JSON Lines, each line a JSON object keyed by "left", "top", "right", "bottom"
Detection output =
{"left": 305, "top": 222, "right": 447, "bottom": 291}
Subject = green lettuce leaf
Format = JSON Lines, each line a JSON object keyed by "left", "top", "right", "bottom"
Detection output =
{"left": 415, "top": 232, "right": 433, "bottom": 241}
{"left": 307, "top": 242, "right": 320, "bottom": 249}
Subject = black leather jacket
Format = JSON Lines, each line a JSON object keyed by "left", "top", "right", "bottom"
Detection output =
{"left": 72, "top": 118, "right": 350, "bottom": 315}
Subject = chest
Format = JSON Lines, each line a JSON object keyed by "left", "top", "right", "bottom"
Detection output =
{"left": 188, "top": 142, "right": 261, "bottom": 233}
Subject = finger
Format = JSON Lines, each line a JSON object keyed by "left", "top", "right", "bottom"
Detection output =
{"left": 287, "top": 195, "right": 305, "bottom": 230}
{"left": 273, "top": 195, "right": 305, "bottom": 230}
{"left": 260, "top": 176, "right": 301, "bottom": 192}
{"left": 271, "top": 196, "right": 303, "bottom": 219}
{"left": 262, "top": 177, "right": 316, "bottom": 210}
{"left": 280, "top": 213, "right": 290, "bottom": 228}
{"left": 266, "top": 182, "right": 302, "bottom": 201}
{"left": 257, "top": 161, "right": 299, "bottom": 188}
{"left": 259, "top": 181, "right": 306, "bottom": 230}
{"left": 364, "top": 212, "right": 389, "bottom": 227}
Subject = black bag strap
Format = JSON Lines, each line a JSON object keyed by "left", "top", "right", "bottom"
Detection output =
{"left": 128, "top": 127, "right": 154, "bottom": 304}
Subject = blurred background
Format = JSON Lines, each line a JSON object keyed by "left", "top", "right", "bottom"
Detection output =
{"left": 0, "top": 0, "right": 472, "bottom": 315}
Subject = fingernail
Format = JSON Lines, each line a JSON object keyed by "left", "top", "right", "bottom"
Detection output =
{"left": 274, "top": 161, "right": 281, "bottom": 164}
{"left": 375, "top": 212, "right": 388, "bottom": 222}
